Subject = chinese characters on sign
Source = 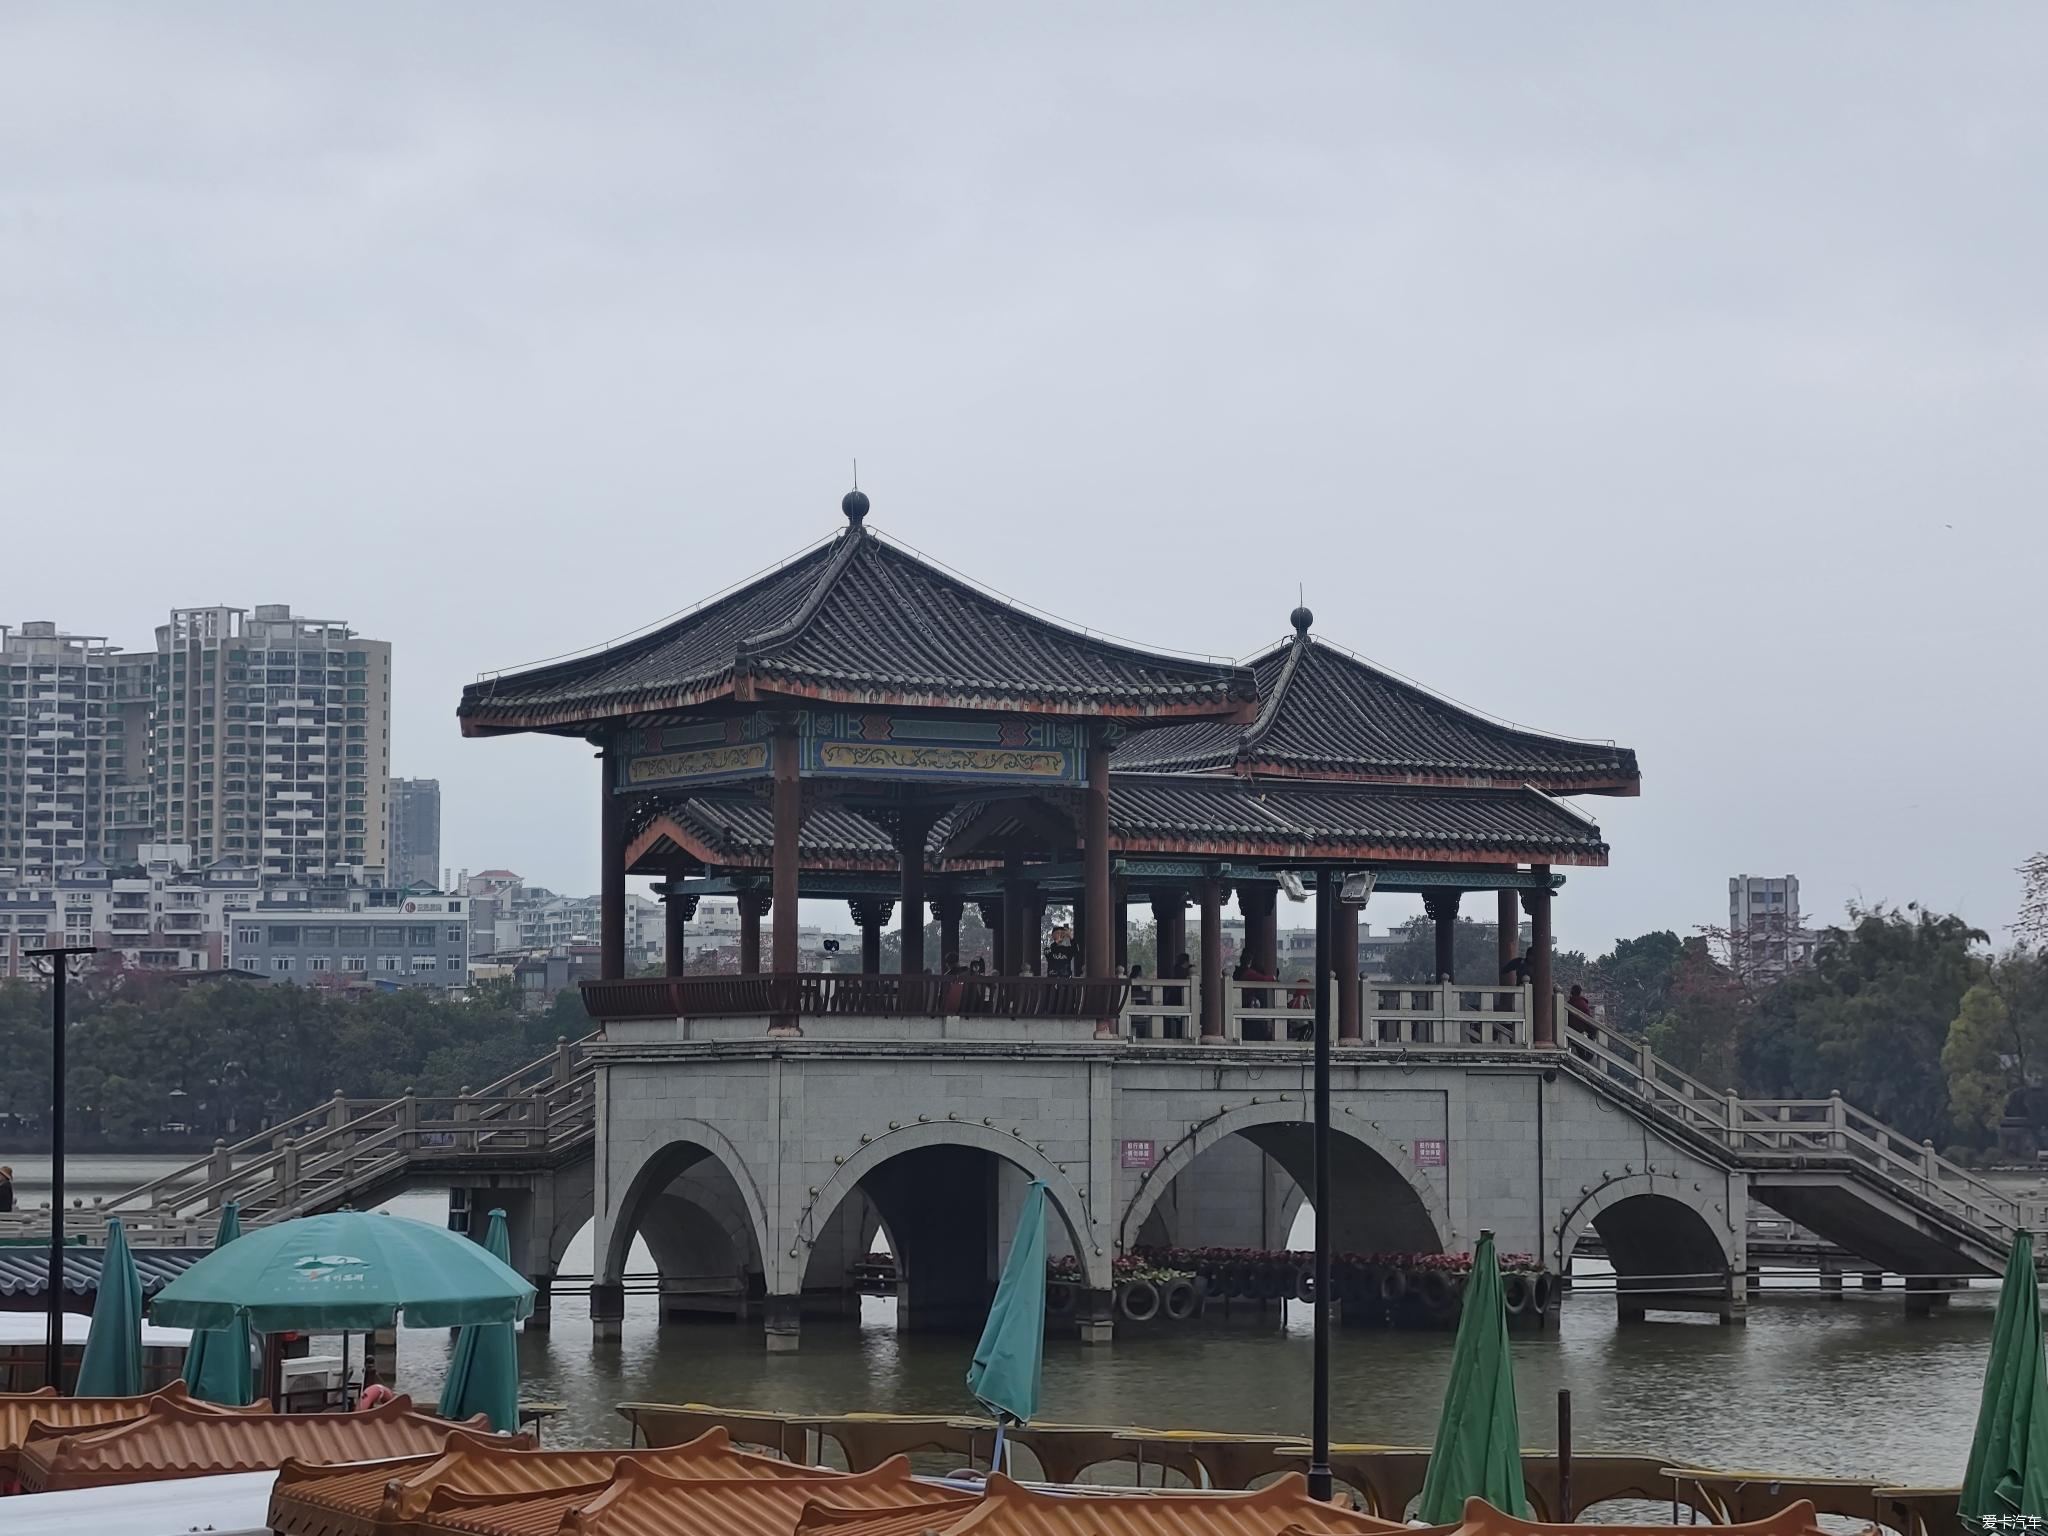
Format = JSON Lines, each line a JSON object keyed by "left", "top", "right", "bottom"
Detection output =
{"left": 1413, "top": 1138, "right": 1448, "bottom": 1168}
{"left": 1120, "top": 1139, "right": 1157, "bottom": 1169}
{"left": 1975, "top": 1519, "right": 2047, "bottom": 1531}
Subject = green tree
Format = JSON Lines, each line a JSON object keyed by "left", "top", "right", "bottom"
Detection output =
{"left": 1585, "top": 931, "right": 1685, "bottom": 1038}
{"left": 1385, "top": 917, "right": 1512, "bottom": 984}
{"left": 1645, "top": 938, "right": 1744, "bottom": 1088}
{"left": 1943, "top": 982, "right": 2018, "bottom": 1140}
{"left": 1739, "top": 904, "right": 1987, "bottom": 1143}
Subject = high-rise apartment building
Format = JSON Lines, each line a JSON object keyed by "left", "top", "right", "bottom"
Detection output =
{"left": 0, "top": 622, "right": 118, "bottom": 877}
{"left": 389, "top": 777, "right": 441, "bottom": 889}
{"left": 151, "top": 605, "right": 392, "bottom": 878}
{"left": 1727, "top": 873, "right": 1815, "bottom": 978}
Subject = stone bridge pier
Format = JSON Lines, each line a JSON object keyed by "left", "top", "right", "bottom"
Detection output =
{"left": 590, "top": 1034, "right": 1753, "bottom": 1350}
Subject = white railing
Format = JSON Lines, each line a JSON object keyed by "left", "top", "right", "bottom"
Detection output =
{"left": 0, "top": 1035, "right": 599, "bottom": 1247}
{"left": 1122, "top": 980, "right": 1531, "bottom": 1049}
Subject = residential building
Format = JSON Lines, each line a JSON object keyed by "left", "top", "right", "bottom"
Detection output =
{"left": 150, "top": 604, "right": 392, "bottom": 880}
{"left": 1728, "top": 873, "right": 1817, "bottom": 978}
{"left": 229, "top": 881, "right": 469, "bottom": 990}
{"left": 389, "top": 778, "right": 441, "bottom": 890}
{"left": 0, "top": 844, "right": 259, "bottom": 977}
{"left": 0, "top": 622, "right": 120, "bottom": 878}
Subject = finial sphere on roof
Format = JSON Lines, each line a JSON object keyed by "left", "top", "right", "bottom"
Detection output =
{"left": 1290, "top": 604, "right": 1314, "bottom": 636}
{"left": 842, "top": 489, "right": 870, "bottom": 523}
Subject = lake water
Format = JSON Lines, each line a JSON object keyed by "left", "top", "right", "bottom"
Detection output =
{"left": 5, "top": 1155, "right": 1999, "bottom": 1488}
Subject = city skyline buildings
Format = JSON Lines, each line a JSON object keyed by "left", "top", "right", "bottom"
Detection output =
{"left": 3, "top": 604, "right": 402, "bottom": 883}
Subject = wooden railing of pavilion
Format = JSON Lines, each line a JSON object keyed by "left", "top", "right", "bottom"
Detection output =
{"left": 581, "top": 973, "right": 1130, "bottom": 1022}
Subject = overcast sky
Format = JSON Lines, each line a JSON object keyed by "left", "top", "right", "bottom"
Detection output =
{"left": 4, "top": 5, "right": 2042, "bottom": 953}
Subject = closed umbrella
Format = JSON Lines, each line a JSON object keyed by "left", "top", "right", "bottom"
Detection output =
{"left": 1962, "top": 1230, "right": 2048, "bottom": 1524}
{"left": 968, "top": 1179, "right": 1048, "bottom": 1471}
{"left": 1417, "top": 1231, "right": 1528, "bottom": 1523}
{"left": 182, "top": 1203, "right": 254, "bottom": 1405}
{"left": 437, "top": 1209, "right": 520, "bottom": 1432}
{"left": 150, "top": 1209, "right": 534, "bottom": 1333}
{"left": 76, "top": 1217, "right": 143, "bottom": 1397}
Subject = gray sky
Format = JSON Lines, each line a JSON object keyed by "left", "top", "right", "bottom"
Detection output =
{"left": 5, "top": 4, "right": 2043, "bottom": 953}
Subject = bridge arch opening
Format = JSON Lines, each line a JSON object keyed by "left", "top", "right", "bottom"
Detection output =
{"left": 605, "top": 1136, "right": 772, "bottom": 1324}
{"left": 795, "top": 1132, "right": 1097, "bottom": 1336}
{"left": 1563, "top": 1182, "right": 1737, "bottom": 1323}
{"left": 1122, "top": 1111, "right": 1446, "bottom": 1260}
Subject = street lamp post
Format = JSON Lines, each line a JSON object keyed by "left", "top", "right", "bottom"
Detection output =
{"left": 31, "top": 945, "right": 96, "bottom": 1393}
{"left": 1308, "top": 871, "right": 1335, "bottom": 1502}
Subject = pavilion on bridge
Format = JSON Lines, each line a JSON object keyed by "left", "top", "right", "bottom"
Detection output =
{"left": 458, "top": 490, "right": 1638, "bottom": 1047}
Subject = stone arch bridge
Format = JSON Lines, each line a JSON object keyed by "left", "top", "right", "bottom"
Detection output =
{"left": 19, "top": 1005, "right": 2023, "bottom": 1345}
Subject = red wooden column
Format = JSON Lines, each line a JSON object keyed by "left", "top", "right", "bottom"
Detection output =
{"left": 1112, "top": 876, "right": 1129, "bottom": 973}
{"left": 1198, "top": 876, "right": 1225, "bottom": 1041}
{"left": 1238, "top": 883, "right": 1278, "bottom": 974}
{"left": 978, "top": 899, "right": 1007, "bottom": 975}
{"left": 849, "top": 898, "right": 891, "bottom": 973}
{"left": 898, "top": 810, "right": 931, "bottom": 974}
{"left": 1497, "top": 886, "right": 1520, "bottom": 979}
{"left": 663, "top": 887, "right": 696, "bottom": 978}
{"left": 935, "top": 894, "right": 963, "bottom": 969}
{"left": 1422, "top": 890, "right": 1462, "bottom": 982}
{"left": 599, "top": 747, "right": 625, "bottom": 981}
{"left": 1084, "top": 739, "right": 1115, "bottom": 1037}
{"left": 1336, "top": 903, "right": 1361, "bottom": 1041}
{"left": 738, "top": 889, "right": 767, "bottom": 975}
{"left": 770, "top": 721, "right": 801, "bottom": 1034}
{"left": 1151, "top": 891, "right": 1186, "bottom": 975}
{"left": 1525, "top": 868, "right": 1554, "bottom": 1046}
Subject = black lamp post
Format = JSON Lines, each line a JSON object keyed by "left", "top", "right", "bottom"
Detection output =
{"left": 31, "top": 944, "right": 96, "bottom": 1394}
{"left": 1307, "top": 870, "right": 1335, "bottom": 1501}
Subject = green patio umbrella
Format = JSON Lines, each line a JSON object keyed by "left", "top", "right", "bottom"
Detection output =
{"left": 437, "top": 1209, "right": 521, "bottom": 1432}
{"left": 1417, "top": 1231, "right": 1529, "bottom": 1523}
{"left": 76, "top": 1217, "right": 143, "bottom": 1397}
{"left": 1962, "top": 1230, "right": 2048, "bottom": 1524}
{"left": 967, "top": 1178, "right": 1049, "bottom": 1469}
{"left": 182, "top": 1203, "right": 254, "bottom": 1405}
{"left": 150, "top": 1209, "right": 535, "bottom": 1333}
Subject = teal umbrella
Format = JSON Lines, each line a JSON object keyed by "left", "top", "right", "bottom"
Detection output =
{"left": 437, "top": 1209, "right": 521, "bottom": 1432}
{"left": 76, "top": 1217, "right": 143, "bottom": 1397}
{"left": 150, "top": 1210, "right": 534, "bottom": 1333}
{"left": 1417, "top": 1231, "right": 1529, "bottom": 1523}
{"left": 1962, "top": 1230, "right": 2048, "bottom": 1524}
{"left": 968, "top": 1178, "right": 1048, "bottom": 1452}
{"left": 182, "top": 1203, "right": 254, "bottom": 1405}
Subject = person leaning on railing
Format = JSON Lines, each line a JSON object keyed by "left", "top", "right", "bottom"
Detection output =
{"left": 1566, "top": 984, "right": 1598, "bottom": 1038}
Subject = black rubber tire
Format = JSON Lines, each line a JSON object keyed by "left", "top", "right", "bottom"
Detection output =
{"left": 1379, "top": 1266, "right": 1409, "bottom": 1301}
{"left": 1420, "top": 1269, "right": 1458, "bottom": 1314}
{"left": 1534, "top": 1271, "right": 1559, "bottom": 1314}
{"left": 1120, "top": 1277, "right": 1161, "bottom": 1322}
{"left": 1162, "top": 1277, "right": 1199, "bottom": 1321}
{"left": 1294, "top": 1267, "right": 1316, "bottom": 1304}
{"left": 1046, "top": 1280, "right": 1076, "bottom": 1317}
{"left": 1502, "top": 1272, "right": 1533, "bottom": 1316}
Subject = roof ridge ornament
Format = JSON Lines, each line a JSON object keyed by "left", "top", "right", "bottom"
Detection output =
{"left": 842, "top": 487, "right": 869, "bottom": 526}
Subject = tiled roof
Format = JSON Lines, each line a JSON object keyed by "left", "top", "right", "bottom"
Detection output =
{"left": 890, "top": 1472, "right": 1401, "bottom": 1536}
{"left": 14, "top": 1391, "right": 494, "bottom": 1492}
{"left": 552, "top": 1459, "right": 971, "bottom": 1536}
{"left": 1112, "top": 630, "right": 1639, "bottom": 796}
{"left": 0, "top": 1383, "right": 257, "bottom": 1479}
{"left": 942, "top": 776, "right": 1607, "bottom": 866}
{"left": 459, "top": 521, "right": 1255, "bottom": 736}
{"left": 269, "top": 1425, "right": 831, "bottom": 1536}
{"left": 0, "top": 1244, "right": 206, "bottom": 1300}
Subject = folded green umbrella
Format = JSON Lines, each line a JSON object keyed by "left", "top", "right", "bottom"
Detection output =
{"left": 151, "top": 1209, "right": 534, "bottom": 1333}
{"left": 968, "top": 1178, "right": 1047, "bottom": 1434}
{"left": 1963, "top": 1230, "right": 2048, "bottom": 1523}
{"left": 182, "top": 1202, "right": 254, "bottom": 1405}
{"left": 1418, "top": 1231, "right": 1529, "bottom": 1523}
{"left": 437, "top": 1209, "right": 521, "bottom": 1432}
{"left": 77, "top": 1217, "right": 143, "bottom": 1397}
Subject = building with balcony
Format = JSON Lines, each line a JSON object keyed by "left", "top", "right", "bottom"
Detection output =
{"left": 0, "top": 622, "right": 122, "bottom": 878}
{"left": 150, "top": 604, "right": 393, "bottom": 880}
{"left": 228, "top": 881, "right": 469, "bottom": 990}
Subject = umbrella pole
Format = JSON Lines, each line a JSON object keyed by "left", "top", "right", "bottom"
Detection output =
{"left": 991, "top": 1422, "right": 1007, "bottom": 1476}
